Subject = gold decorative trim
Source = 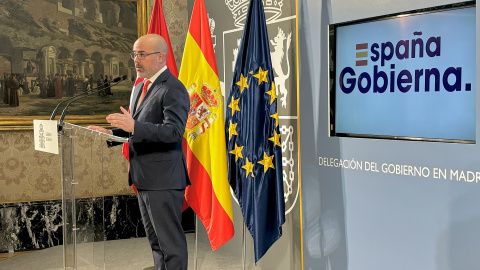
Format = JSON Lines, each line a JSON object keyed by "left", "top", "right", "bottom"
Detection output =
{"left": 136, "top": 0, "right": 149, "bottom": 36}
{"left": 295, "top": 1, "right": 304, "bottom": 269}
{"left": 0, "top": 115, "right": 110, "bottom": 131}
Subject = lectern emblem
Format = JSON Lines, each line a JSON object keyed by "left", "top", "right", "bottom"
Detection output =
{"left": 39, "top": 124, "right": 45, "bottom": 149}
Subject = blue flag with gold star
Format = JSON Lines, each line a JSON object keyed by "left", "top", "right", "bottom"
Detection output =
{"left": 225, "top": 0, "right": 285, "bottom": 263}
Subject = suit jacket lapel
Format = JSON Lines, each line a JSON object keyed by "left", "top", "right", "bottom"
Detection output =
{"left": 130, "top": 82, "right": 143, "bottom": 116}
{"left": 132, "top": 68, "right": 171, "bottom": 118}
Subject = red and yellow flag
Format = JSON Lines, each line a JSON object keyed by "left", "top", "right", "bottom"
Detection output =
{"left": 179, "top": 0, "right": 234, "bottom": 251}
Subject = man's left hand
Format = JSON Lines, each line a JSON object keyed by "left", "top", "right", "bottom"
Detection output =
{"left": 107, "top": 107, "right": 135, "bottom": 132}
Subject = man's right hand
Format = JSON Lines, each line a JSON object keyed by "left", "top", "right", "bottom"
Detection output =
{"left": 86, "top": 125, "right": 113, "bottom": 135}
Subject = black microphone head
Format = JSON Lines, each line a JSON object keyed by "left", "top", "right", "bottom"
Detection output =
{"left": 113, "top": 76, "right": 122, "bottom": 82}
{"left": 113, "top": 75, "right": 128, "bottom": 82}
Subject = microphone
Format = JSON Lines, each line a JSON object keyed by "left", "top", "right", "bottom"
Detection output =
{"left": 58, "top": 75, "right": 128, "bottom": 126}
{"left": 50, "top": 75, "right": 127, "bottom": 120}
{"left": 112, "top": 75, "right": 127, "bottom": 83}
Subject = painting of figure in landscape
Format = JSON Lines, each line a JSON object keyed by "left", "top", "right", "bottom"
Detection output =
{"left": 0, "top": 0, "right": 138, "bottom": 120}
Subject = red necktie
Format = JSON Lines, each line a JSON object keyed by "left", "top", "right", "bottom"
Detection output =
{"left": 137, "top": 79, "right": 151, "bottom": 108}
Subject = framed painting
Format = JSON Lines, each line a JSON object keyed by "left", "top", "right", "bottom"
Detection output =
{"left": 0, "top": 0, "right": 148, "bottom": 130}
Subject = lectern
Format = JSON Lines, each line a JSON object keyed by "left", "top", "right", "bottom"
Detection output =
{"left": 35, "top": 121, "right": 127, "bottom": 270}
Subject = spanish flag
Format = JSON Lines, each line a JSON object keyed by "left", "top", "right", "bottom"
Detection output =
{"left": 179, "top": 0, "right": 234, "bottom": 250}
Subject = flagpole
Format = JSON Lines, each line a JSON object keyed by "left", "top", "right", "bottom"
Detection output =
{"left": 194, "top": 214, "right": 198, "bottom": 270}
{"left": 242, "top": 221, "right": 246, "bottom": 270}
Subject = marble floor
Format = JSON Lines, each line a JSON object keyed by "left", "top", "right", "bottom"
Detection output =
{"left": 0, "top": 233, "right": 254, "bottom": 270}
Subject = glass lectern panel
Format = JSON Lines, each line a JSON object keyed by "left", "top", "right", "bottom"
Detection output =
{"left": 60, "top": 123, "right": 127, "bottom": 270}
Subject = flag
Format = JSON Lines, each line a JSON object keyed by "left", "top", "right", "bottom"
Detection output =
{"left": 178, "top": 0, "right": 234, "bottom": 251}
{"left": 147, "top": 0, "right": 178, "bottom": 77}
{"left": 122, "top": 0, "right": 179, "bottom": 195}
{"left": 225, "top": 0, "right": 285, "bottom": 262}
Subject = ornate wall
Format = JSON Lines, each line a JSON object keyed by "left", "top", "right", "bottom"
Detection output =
{"left": 0, "top": 0, "right": 188, "bottom": 204}
{"left": 0, "top": 0, "right": 189, "bottom": 253}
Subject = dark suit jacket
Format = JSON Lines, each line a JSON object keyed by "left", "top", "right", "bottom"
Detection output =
{"left": 112, "top": 68, "right": 190, "bottom": 190}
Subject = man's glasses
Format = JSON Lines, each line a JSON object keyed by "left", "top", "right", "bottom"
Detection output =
{"left": 130, "top": 51, "right": 161, "bottom": 60}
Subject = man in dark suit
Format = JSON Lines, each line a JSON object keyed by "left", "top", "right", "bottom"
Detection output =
{"left": 87, "top": 34, "right": 190, "bottom": 270}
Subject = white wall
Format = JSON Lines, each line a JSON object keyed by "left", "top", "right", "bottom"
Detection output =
{"left": 299, "top": 0, "right": 480, "bottom": 269}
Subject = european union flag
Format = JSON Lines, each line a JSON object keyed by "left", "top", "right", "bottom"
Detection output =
{"left": 225, "top": 0, "right": 285, "bottom": 263}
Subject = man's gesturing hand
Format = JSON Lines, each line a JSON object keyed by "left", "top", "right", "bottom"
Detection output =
{"left": 106, "top": 107, "right": 135, "bottom": 133}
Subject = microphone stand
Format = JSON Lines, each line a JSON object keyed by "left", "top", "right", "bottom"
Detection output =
{"left": 57, "top": 75, "right": 127, "bottom": 131}
{"left": 50, "top": 75, "right": 126, "bottom": 121}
